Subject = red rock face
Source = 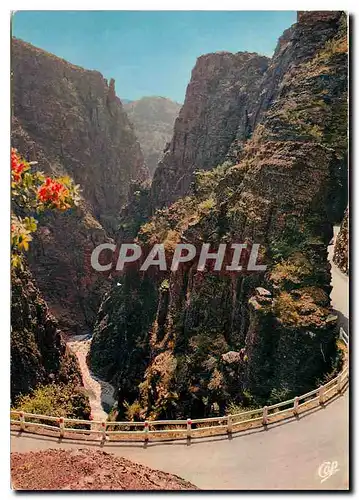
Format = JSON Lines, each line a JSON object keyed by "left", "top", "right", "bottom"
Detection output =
{"left": 11, "top": 38, "right": 149, "bottom": 334}
{"left": 151, "top": 51, "right": 269, "bottom": 208}
{"left": 11, "top": 449, "right": 199, "bottom": 490}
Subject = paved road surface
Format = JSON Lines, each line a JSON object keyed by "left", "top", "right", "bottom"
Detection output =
{"left": 328, "top": 226, "right": 349, "bottom": 330}
{"left": 11, "top": 226, "right": 349, "bottom": 490}
{"left": 11, "top": 390, "right": 348, "bottom": 490}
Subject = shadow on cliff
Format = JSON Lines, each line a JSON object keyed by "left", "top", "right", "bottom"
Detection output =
{"left": 334, "top": 309, "right": 349, "bottom": 333}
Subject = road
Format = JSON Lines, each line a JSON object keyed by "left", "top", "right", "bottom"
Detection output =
{"left": 11, "top": 390, "right": 348, "bottom": 490}
{"left": 11, "top": 226, "right": 349, "bottom": 490}
{"left": 328, "top": 226, "right": 349, "bottom": 330}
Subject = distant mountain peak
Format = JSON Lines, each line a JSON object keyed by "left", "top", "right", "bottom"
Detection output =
{"left": 124, "top": 96, "right": 182, "bottom": 178}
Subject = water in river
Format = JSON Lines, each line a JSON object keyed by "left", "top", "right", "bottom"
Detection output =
{"left": 67, "top": 336, "right": 116, "bottom": 422}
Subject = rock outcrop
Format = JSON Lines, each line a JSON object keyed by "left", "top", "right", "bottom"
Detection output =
{"left": 11, "top": 265, "right": 82, "bottom": 401}
{"left": 11, "top": 38, "right": 148, "bottom": 334}
{"left": 89, "top": 11, "right": 348, "bottom": 419}
{"left": 124, "top": 97, "right": 181, "bottom": 178}
{"left": 151, "top": 52, "right": 269, "bottom": 208}
{"left": 333, "top": 207, "right": 349, "bottom": 274}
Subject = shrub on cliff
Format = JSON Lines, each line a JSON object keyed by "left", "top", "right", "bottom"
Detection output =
{"left": 333, "top": 208, "right": 349, "bottom": 274}
{"left": 13, "top": 383, "right": 91, "bottom": 420}
{"left": 11, "top": 149, "right": 89, "bottom": 412}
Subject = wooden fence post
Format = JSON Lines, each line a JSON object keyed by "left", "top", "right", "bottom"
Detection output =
{"left": 19, "top": 412, "right": 25, "bottom": 432}
{"left": 144, "top": 420, "right": 149, "bottom": 442}
{"left": 59, "top": 417, "right": 65, "bottom": 438}
{"left": 318, "top": 385, "right": 324, "bottom": 405}
{"left": 262, "top": 406, "right": 268, "bottom": 426}
{"left": 101, "top": 421, "right": 107, "bottom": 442}
{"left": 293, "top": 397, "right": 299, "bottom": 416}
{"left": 187, "top": 418, "right": 192, "bottom": 439}
{"left": 337, "top": 373, "right": 343, "bottom": 393}
{"left": 227, "top": 415, "right": 233, "bottom": 434}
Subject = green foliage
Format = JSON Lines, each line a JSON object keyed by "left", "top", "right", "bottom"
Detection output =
{"left": 269, "top": 214, "right": 320, "bottom": 261}
{"left": 273, "top": 292, "right": 301, "bottom": 325}
{"left": 193, "top": 161, "right": 232, "bottom": 199}
{"left": 124, "top": 400, "right": 143, "bottom": 421}
{"left": 160, "top": 279, "right": 170, "bottom": 291}
{"left": 117, "top": 181, "right": 151, "bottom": 239}
{"left": 226, "top": 402, "right": 246, "bottom": 415}
{"left": 13, "top": 383, "right": 90, "bottom": 420}
{"left": 198, "top": 197, "right": 216, "bottom": 215}
{"left": 137, "top": 162, "right": 234, "bottom": 251}
{"left": 316, "top": 30, "right": 348, "bottom": 61}
{"left": 138, "top": 196, "right": 197, "bottom": 248}
{"left": 267, "top": 386, "right": 294, "bottom": 406}
{"left": 270, "top": 253, "right": 313, "bottom": 286}
{"left": 11, "top": 149, "right": 80, "bottom": 269}
{"left": 226, "top": 399, "right": 258, "bottom": 415}
{"left": 273, "top": 287, "right": 330, "bottom": 328}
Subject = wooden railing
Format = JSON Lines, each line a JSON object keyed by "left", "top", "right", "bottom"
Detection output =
{"left": 10, "top": 330, "right": 349, "bottom": 442}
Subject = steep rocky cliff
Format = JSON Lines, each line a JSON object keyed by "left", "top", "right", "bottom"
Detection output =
{"left": 90, "top": 11, "right": 348, "bottom": 419}
{"left": 12, "top": 38, "right": 148, "bottom": 334}
{"left": 151, "top": 52, "right": 269, "bottom": 208}
{"left": 124, "top": 97, "right": 181, "bottom": 178}
{"left": 11, "top": 264, "right": 83, "bottom": 401}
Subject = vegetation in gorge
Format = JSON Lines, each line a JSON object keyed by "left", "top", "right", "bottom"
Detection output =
{"left": 333, "top": 207, "right": 349, "bottom": 274}
{"left": 87, "top": 12, "right": 347, "bottom": 422}
{"left": 89, "top": 270, "right": 159, "bottom": 419}
{"left": 117, "top": 180, "right": 151, "bottom": 241}
{"left": 11, "top": 267, "right": 92, "bottom": 420}
{"left": 11, "top": 149, "right": 90, "bottom": 418}
{"left": 13, "top": 382, "right": 91, "bottom": 420}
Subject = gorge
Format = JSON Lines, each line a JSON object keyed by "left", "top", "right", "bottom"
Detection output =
{"left": 11, "top": 37, "right": 148, "bottom": 336}
{"left": 11, "top": 11, "right": 348, "bottom": 425}
{"left": 124, "top": 96, "right": 181, "bottom": 178}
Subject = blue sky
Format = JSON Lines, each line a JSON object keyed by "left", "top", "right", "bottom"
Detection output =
{"left": 12, "top": 11, "right": 297, "bottom": 103}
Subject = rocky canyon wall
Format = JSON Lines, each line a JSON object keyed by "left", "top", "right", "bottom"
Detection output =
{"left": 151, "top": 51, "right": 269, "bottom": 208}
{"left": 89, "top": 11, "right": 348, "bottom": 420}
{"left": 11, "top": 38, "right": 149, "bottom": 334}
{"left": 11, "top": 264, "right": 81, "bottom": 400}
{"left": 124, "top": 96, "right": 181, "bottom": 178}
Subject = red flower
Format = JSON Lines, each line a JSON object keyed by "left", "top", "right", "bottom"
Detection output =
{"left": 37, "top": 178, "right": 69, "bottom": 208}
{"left": 11, "top": 148, "right": 27, "bottom": 182}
